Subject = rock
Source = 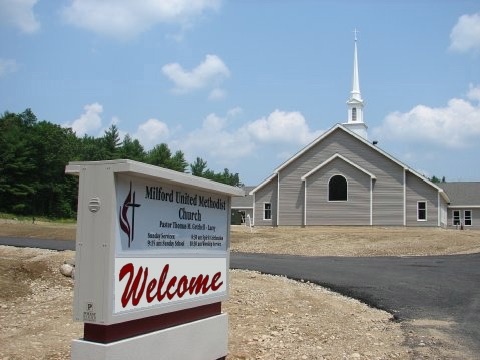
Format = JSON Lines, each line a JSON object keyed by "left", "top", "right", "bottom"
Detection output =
{"left": 64, "top": 258, "right": 75, "bottom": 266}
{"left": 60, "top": 263, "right": 74, "bottom": 278}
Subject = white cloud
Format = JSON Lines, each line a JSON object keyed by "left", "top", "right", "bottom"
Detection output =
{"left": 449, "top": 12, "right": 480, "bottom": 53}
{"left": 61, "top": 0, "right": 220, "bottom": 39}
{"left": 467, "top": 83, "right": 480, "bottom": 102}
{"left": 0, "top": 0, "right": 40, "bottom": 33}
{"left": 208, "top": 88, "right": 226, "bottom": 100}
{"left": 0, "top": 58, "right": 18, "bottom": 77}
{"left": 162, "top": 54, "right": 230, "bottom": 96}
{"left": 64, "top": 103, "right": 104, "bottom": 136}
{"left": 172, "top": 111, "right": 254, "bottom": 162}
{"left": 245, "top": 110, "right": 322, "bottom": 145}
{"left": 373, "top": 85, "right": 480, "bottom": 148}
{"left": 133, "top": 118, "right": 170, "bottom": 149}
{"left": 227, "top": 107, "right": 243, "bottom": 117}
{"left": 169, "top": 108, "right": 322, "bottom": 170}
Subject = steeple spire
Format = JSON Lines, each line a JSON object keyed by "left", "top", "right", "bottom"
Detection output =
{"left": 343, "top": 29, "right": 368, "bottom": 139}
{"left": 351, "top": 29, "right": 362, "bottom": 101}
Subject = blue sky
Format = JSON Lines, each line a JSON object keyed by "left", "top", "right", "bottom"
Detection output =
{"left": 1, "top": 1, "right": 480, "bottom": 185}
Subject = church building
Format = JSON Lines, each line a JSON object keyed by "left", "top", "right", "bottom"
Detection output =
{"left": 248, "top": 34, "right": 451, "bottom": 227}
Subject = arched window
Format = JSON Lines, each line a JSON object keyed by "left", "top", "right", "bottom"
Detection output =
{"left": 352, "top": 108, "right": 357, "bottom": 121}
{"left": 329, "top": 175, "right": 347, "bottom": 201}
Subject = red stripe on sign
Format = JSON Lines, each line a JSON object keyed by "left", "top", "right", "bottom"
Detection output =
{"left": 83, "top": 302, "right": 221, "bottom": 343}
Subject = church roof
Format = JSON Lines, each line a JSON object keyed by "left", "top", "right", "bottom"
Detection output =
{"left": 251, "top": 124, "right": 450, "bottom": 203}
{"left": 439, "top": 182, "right": 480, "bottom": 207}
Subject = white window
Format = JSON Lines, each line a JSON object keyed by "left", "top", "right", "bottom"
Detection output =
{"left": 352, "top": 107, "right": 357, "bottom": 121}
{"left": 453, "top": 210, "right": 461, "bottom": 226}
{"left": 417, "top": 201, "right": 427, "bottom": 221}
{"left": 464, "top": 210, "right": 472, "bottom": 226}
{"left": 263, "top": 203, "right": 272, "bottom": 220}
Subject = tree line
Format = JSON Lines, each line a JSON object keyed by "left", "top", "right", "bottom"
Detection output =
{"left": 0, "top": 109, "right": 242, "bottom": 218}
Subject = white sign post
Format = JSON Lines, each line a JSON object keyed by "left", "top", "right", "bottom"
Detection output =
{"left": 66, "top": 159, "right": 244, "bottom": 360}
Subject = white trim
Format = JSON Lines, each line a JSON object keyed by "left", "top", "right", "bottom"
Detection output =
{"left": 231, "top": 206, "right": 253, "bottom": 209}
{"left": 277, "top": 173, "right": 280, "bottom": 226}
{"left": 263, "top": 202, "right": 272, "bottom": 221}
{"left": 403, "top": 169, "right": 406, "bottom": 226}
{"left": 437, "top": 192, "right": 440, "bottom": 227}
{"left": 370, "top": 178, "right": 373, "bottom": 225}
{"left": 249, "top": 173, "right": 276, "bottom": 195}
{"left": 417, "top": 201, "right": 427, "bottom": 221}
{"left": 304, "top": 179, "right": 307, "bottom": 226}
{"left": 301, "top": 153, "right": 376, "bottom": 180}
{"left": 464, "top": 209, "right": 473, "bottom": 226}
{"left": 252, "top": 193, "right": 256, "bottom": 226}
{"left": 448, "top": 205, "right": 480, "bottom": 209}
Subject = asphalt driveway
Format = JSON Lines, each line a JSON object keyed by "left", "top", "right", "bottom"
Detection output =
{"left": 231, "top": 252, "right": 480, "bottom": 352}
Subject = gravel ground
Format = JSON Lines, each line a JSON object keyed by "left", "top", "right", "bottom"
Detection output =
{"left": 1, "top": 221, "right": 479, "bottom": 359}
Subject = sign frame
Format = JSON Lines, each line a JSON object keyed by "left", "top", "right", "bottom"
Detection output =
{"left": 66, "top": 159, "right": 244, "bottom": 325}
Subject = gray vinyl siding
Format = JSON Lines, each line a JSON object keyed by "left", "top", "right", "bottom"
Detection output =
{"left": 405, "top": 172, "right": 439, "bottom": 226}
{"left": 253, "top": 177, "right": 277, "bottom": 226}
{"left": 305, "top": 158, "right": 370, "bottom": 225}
{"left": 447, "top": 208, "right": 480, "bottom": 229}
{"left": 278, "top": 128, "right": 404, "bottom": 226}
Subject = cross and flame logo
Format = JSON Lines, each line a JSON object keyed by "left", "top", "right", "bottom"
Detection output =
{"left": 119, "top": 181, "right": 141, "bottom": 248}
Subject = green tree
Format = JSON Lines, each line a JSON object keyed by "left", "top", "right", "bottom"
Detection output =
{"left": 145, "top": 144, "right": 188, "bottom": 172}
{"left": 0, "top": 111, "right": 36, "bottom": 214}
{"left": 29, "top": 121, "right": 78, "bottom": 217}
{"left": 190, "top": 157, "right": 242, "bottom": 186}
{"left": 19, "top": 108, "right": 37, "bottom": 127}
{"left": 0, "top": 108, "right": 244, "bottom": 218}
{"left": 119, "top": 134, "right": 146, "bottom": 161}
{"left": 76, "top": 135, "right": 108, "bottom": 161}
{"left": 169, "top": 150, "right": 188, "bottom": 172}
{"left": 190, "top": 157, "right": 208, "bottom": 176}
{"left": 146, "top": 143, "right": 172, "bottom": 167}
{"left": 429, "top": 175, "right": 441, "bottom": 184}
{"left": 102, "top": 124, "right": 122, "bottom": 158}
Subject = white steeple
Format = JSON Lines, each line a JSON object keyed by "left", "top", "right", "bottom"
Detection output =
{"left": 343, "top": 29, "right": 368, "bottom": 139}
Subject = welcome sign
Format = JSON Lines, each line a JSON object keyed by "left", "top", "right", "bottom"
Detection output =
{"left": 66, "top": 159, "right": 244, "bottom": 326}
{"left": 114, "top": 257, "right": 226, "bottom": 313}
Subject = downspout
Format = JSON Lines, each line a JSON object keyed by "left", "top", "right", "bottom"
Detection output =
{"left": 252, "top": 192, "right": 255, "bottom": 226}
{"left": 370, "top": 178, "right": 373, "bottom": 225}
{"left": 304, "top": 179, "right": 307, "bottom": 226}
{"left": 437, "top": 192, "right": 440, "bottom": 227}
{"left": 276, "top": 173, "right": 280, "bottom": 226}
{"left": 403, "top": 169, "right": 407, "bottom": 226}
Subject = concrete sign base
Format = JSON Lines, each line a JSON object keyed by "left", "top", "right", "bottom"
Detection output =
{"left": 72, "top": 313, "right": 228, "bottom": 360}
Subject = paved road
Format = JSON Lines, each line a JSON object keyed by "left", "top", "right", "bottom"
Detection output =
{"left": 0, "top": 237, "right": 75, "bottom": 251}
{"left": 2, "top": 237, "right": 479, "bottom": 351}
{"left": 231, "top": 252, "right": 480, "bottom": 352}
